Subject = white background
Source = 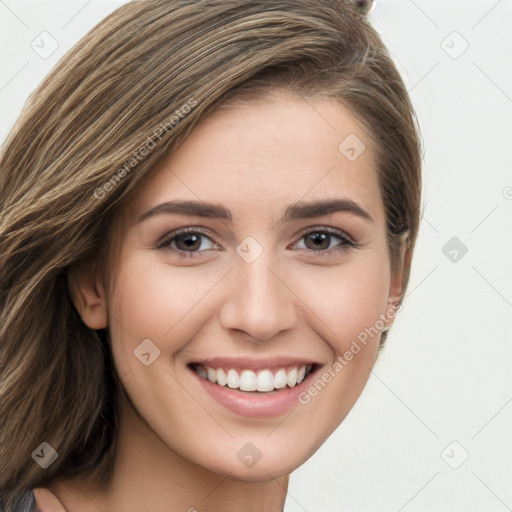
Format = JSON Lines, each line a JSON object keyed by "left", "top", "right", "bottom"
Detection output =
{"left": 1, "top": 1, "right": 511, "bottom": 511}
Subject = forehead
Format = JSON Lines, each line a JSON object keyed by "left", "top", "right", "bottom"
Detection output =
{"left": 126, "top": 95, "right": 384, "bottom": 227}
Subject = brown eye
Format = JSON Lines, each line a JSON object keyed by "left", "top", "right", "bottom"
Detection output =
{"left": 293, "top": 228, "right": 356, "bottom": 254}
{"left": 174, "top": 233, "right": 202, "bottom": 251}
{"left": 304, "top": 232, "right": 332, "bottom": 251}
{"left": 158, "top": 229, "right": 219, "bottom": 257}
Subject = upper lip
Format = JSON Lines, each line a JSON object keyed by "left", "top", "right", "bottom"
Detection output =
{"left": 190, "top": 356, "right": 321, "bottom": 370}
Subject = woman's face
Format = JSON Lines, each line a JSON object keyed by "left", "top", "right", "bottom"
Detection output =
{"left": 103, "top": 94, "right": 402, "bottom": 480}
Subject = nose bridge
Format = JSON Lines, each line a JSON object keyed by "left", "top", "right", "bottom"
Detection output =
{"left": 220, "top": 248, "right": 297, "bottom": 342}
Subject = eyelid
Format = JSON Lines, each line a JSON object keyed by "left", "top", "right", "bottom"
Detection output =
{"left": 156, "top": 227, "right": 223, "bottom": 260}
{"left": 156, "top": 226, "right": 217, "bottom": 247}
{"left": 156, "top": 225, "right": 358, "bottom": 257}
{"left": 288, "top": 226, "right": 358, "bottom": 255}
{"left": 296, "top": 226, "right": 356, "bottom": 245}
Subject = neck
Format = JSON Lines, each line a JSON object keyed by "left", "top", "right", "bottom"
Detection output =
{"left": 50, "top": 394, "right": 289, "bottom": 512}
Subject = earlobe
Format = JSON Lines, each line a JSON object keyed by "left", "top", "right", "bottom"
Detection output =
{"left": 33, "top": 487, "right": 67, "bottom": 512}
{"left": 385, "top": 236, "right": 411, "bottom": 329}
{"left": 68, "top": 263, "right": 108, "bottom": 330}
{"left": 390, "top": 231, "right": 411, "bottom": 294}
{"left": 388, "top": 248, "right": 408, "bottom": 301}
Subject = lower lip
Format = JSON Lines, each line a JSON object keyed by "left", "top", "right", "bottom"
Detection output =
{"left": 189, "top": 366, "right": 318, "bottom": 419}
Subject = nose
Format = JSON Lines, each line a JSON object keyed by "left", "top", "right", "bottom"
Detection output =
{"left": 219, "top": 254, "right": 298, "bottom": 343}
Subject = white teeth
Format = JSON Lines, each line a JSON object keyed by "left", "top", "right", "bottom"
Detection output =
{"left": 256, "top": 369, "right": 274, "bottom": 392}
{"left": 195, "top": 364, "right": 313, "bottom": 392}
{"left": 239, "top": 369, "right": 257, "bottom": 391}
{"left": 216, "top": 368, "right": 228, "bottom": 386}
{"left": 297, "top": 365, "right": 306, "bottom": 384}
{"left": 286, "top": 367, "right": 297, "bottom": 387}
{"left": 227, "top": 369, "right": 239, "bottom": 389}
{"left": 207, "top": 367, "right": 217, "bottom": 383}
{"left": 273, "top": 369, "right": 287, "bottom": 389}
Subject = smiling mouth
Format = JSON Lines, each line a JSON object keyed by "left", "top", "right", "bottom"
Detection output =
{"left": 189, "top": 363, "right": 317, "bottom": 392}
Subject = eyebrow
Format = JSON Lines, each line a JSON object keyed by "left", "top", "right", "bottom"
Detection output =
{"left": 283, "top": 198, "right": 373, "bottom": 223}
{"left": 136, "top": 198, "right": 373, "bottom": 224}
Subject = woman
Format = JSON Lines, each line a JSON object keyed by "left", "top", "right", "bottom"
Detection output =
{"left": 0, "top": 1, "right": 422, "bottom": 510}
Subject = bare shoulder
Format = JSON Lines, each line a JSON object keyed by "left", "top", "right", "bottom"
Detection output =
{"left": 32, "top": 488, "right": 68, "bottom": 512}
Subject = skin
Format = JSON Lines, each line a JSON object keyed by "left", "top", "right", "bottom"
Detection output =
{"left": 41, "top": 93, "right": 405, "bottom": 512}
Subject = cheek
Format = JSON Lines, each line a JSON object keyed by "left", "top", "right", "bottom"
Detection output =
{"left": 106, "top": 253, "right": 223, "bottom": 368}
{"left": 291, "top": 259, "right": 390, "bottom": 437}
{"left": 298, "top": 256, "right": 391, "bottom": 357}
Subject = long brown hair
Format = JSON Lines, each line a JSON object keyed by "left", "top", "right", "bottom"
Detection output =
{"left": 0, "top": 0, "right": 422, "bottom": 508}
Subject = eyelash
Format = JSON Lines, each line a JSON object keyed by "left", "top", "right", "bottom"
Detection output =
{"left": 295, "top": 227, "right": 357, "bottom": 255}
{"left": 157, "top": 226, "right": 357, "bottom": 259}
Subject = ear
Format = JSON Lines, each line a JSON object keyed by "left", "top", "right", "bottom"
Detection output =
{"left": 386, "top": 233, "right": 411, "bottom": 325}
{"left": 68, "top": 262, "right": 108, "bottom": 330}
